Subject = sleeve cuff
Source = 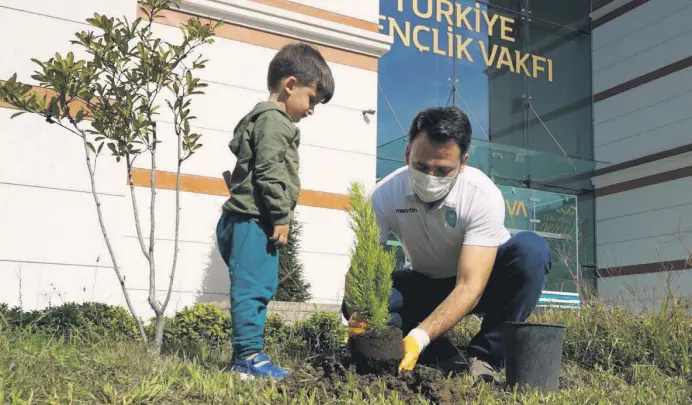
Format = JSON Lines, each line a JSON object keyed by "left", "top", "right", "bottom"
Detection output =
{"left": 271, "top": 212, "right": 292, "bottom": 225}
{"left": 462, "top": 238, "right": 502, "bottom": 247}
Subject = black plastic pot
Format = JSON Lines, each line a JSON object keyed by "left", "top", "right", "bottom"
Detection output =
{"left": 503, "top": 322, "right": 565, "bottom": 392}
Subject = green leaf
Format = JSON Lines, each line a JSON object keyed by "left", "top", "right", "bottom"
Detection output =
{"left": 87, "top": 142, "right": 96, "bottom": 154}
{"left": 75, "top": 110, "right": 85, "bottom": 123}
{"left": 10, "top": 112, "right": 26, "bottom": 119}
{"left": 97, "top": 142, "right": 104, "bottom": 154}
{"left": 49, "top": 97, "right": 60, "bottom": 117}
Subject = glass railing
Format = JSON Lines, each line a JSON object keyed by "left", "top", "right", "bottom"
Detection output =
{"left": 377, "top": 138, "right": 600, "bottom": 295}
{"left": 377, "top": 137, "right": 603, "bottom": 190}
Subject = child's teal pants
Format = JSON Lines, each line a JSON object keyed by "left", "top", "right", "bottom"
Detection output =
{"left": 216, "top": 211, "right": 279, "bottom": 360}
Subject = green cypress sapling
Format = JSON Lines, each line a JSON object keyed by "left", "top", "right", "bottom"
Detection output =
{"left": 344, "top": 182, "right": 396, "bottom": 332}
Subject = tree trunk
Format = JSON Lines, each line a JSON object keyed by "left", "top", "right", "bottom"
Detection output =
{"left": 152, "top": 310, "right": 166, "bottom": 352}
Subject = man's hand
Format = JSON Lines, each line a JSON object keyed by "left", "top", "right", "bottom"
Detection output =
{"left": 270, "top": 224, "right": 290, "bottom": 247}
{"left": 398, "top": 328, "right": 430, "bottom": 374}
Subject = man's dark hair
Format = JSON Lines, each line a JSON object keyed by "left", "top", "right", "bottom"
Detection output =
{"left": 408, "top": 106, "right": 472, "bottom": 155}
{"left": 267, "top": 43, "right": 335, "bottom": 103}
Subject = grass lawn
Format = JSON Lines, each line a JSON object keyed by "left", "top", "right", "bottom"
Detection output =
{"left": 1, "top": 300, "right": 691, "bottom": 404}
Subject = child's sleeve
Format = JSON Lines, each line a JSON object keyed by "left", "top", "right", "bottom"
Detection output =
{"left": 253, "top": 114, "right": 296, "bottom": 225}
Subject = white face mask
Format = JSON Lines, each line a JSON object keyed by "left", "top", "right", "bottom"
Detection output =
{"left": 409, "top": 167, "right": 459, "bottom": 203}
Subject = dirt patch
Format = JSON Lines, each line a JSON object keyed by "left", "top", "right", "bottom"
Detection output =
{"left": 348, "top": 327, "right": 403, "bottom": 375}
{"left": 279, "top": 350, "right": 471, "bottom": 404}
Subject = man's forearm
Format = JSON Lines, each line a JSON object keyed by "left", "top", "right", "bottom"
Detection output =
{"left": 418, "top": 283, "right": 483, "bottom": 341}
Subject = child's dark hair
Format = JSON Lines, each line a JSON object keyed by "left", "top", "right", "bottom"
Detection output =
{"left": 267, "top": 43, "right": 335, "bottom": 104}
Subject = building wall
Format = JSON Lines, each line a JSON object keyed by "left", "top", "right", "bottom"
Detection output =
{"left": 591, "top": 0, "right": 692, "bottom": 311}
{"left": 0, "top": 0, "right": 391, "bottom": 319}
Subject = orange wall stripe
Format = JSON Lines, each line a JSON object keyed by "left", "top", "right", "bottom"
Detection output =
{"left": 130, "top": 168, "right": 351, "bottom": 210}
{"left": 0, "top": 83, "right": 91, "bottom": 119}
{"left": 248, "top": 0, "right": 378, "bottom": 32}
{"left": 138, "top": 8, "right": 378, "bottom": 72}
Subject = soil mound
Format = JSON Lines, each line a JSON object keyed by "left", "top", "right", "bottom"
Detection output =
{"left": 279, "top": 352, "right": 467, "bottom": 404}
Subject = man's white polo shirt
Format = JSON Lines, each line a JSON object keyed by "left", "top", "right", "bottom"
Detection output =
{"left": 371, "top": 165, "right": 511, "bottom": 279}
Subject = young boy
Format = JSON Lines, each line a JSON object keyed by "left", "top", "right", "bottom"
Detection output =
{"left": 216, "top": 43, "right": 334, "bottom": 380}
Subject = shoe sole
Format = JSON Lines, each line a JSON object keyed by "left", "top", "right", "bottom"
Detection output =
{"left": 234, "top": 370, "right": 288, "bottom": 381}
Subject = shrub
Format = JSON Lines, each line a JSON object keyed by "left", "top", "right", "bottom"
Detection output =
{"left": 0, "top": 302, "right": 140, "bottom": 341}
{"left": 264, "top": 313, "right": 289, "bottom": 346}
{"left": 276, "top": 216, "right": 312, "bottom": 302}
{"left": 292, "top": 312, "right": 346, "bottom": 356}
{"left": 343, "top": 182, "right": 396, "bottom": 332}
{"left": 0, "top": 303, "right": 42, "bottom": 329}
{"left": 163, "top": 303, "right": 231, "bottom": 348}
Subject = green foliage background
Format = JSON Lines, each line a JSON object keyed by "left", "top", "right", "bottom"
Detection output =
{"left": 275, "top": 217, "right": 312, "bottom": 302}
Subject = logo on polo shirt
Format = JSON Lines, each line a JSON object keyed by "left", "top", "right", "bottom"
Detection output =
{"left": 445, "top": 210, "right": 457, "bottom": 227}
{"left": 395, "top": 207, "right": 418, "bottom": 214}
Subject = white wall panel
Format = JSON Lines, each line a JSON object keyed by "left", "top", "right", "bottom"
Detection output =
{"left": 594, "top": 26, "right": 692, "bottom": 94}
{"left": 0, "top": 262, "right": 122, "bottom": 311}
{"left": 593, "top": 2, "right": 692, "bottom": 72}
{"left": 131, "top": 123, "right": 236, "bottom": 180}
{"left": 594, "top": 86, "right": 692, "bottom": 163}
{"left": 300, "top": 145, "right": 376, "bottom": 194}
{"left": 596, "top": 177, "right": 692, "bottom": 222}
{"left": 0, "top": 9, "right": 91, "bottom": 84}
{"left": 594, "top": 66, "right": 692, "bottom": 124}
{"left": 121, "top": 188, "right": 225, "bottom": 245}
{"left": 595, "top": 117, "right": 692, "bottom": 166}
{"left": 592, "top": 152, "right": 692, "bottom": 190}
{"left": 592, "top": 0, "right": 690, "bottom": 49}
{"left": 300, "top": 251, "right": 349, "bottom": 304}
{"left": 0, "top": 184, "right": 124, "bottom": 267}
{"left": 155, "top": 82, "right": 378, "bottom": 157}
{"left": 597, "top": 234, "right": 690, "bottom": 269}
{"left": 0, "top": 0, "right": 136, "bottom": 23}
{"left": 592, "top": 0, "right": 692, "bottom": 92}
{"left": 117, "top": 238, "right": 223, "bottom": 293}
{"left": 597, "top": 269, "right": 692, "bottom": 313}
{"left": 597, "top": 203, "right": 692, "bottom": 245}
{"left": 294, "top": 205, "right": 352, "bottom": 257}
{"left": 0, "top": 110, "right": 124, "bottom": 195}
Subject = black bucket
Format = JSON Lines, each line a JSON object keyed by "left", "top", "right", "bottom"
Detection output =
{"left": 503, "top": 322, "right": 565, "bottom": 392}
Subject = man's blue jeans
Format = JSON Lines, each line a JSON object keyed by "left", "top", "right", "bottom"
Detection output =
{"left": 344, "top": 231, "right": 551, "bottom": 368}
{"left": 216, "top": 211, "right": 279, "bottom": 360}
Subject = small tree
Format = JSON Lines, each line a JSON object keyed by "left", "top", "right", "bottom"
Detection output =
{"left": 0, "top": 0, "right": 219, "bottom": 352}
{"left": 344, "top": 182, "right": 396, "bottom": 332}
{"left": 275, "top": 216, "right": 312, "bottom": 302}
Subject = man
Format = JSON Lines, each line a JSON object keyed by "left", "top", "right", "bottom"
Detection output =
{"left": 342, "top": 106, "right": 551, "bottom": 382}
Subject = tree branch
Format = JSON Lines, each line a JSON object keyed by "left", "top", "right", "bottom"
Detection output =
{"left": 57, "top": 99, "right": 148, "bottom": 342}
{"left": 126, "top": 152, "right": 151, "bottom": 261}
{"left": 163, "top": 109, "right": 183, "bottom": 311}
{"left": 147, "top": 117, "right": 160, "bottom": 313}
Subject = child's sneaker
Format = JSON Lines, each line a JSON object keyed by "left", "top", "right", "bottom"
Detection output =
{"left": 231, "top": 353, "right": 289, "bottom": 380}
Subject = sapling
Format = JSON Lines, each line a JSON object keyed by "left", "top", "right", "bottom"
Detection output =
{"left": 344, "top": 182, "right": 395, "bottom": 331}
{"left": 344, "top": 182, "right": 402, "bottom": 374}
{"left": 0, "top": 0, "right": 219, "bottom": 352}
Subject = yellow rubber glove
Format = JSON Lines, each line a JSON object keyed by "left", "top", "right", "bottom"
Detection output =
{"left": 344, "top": 312, "right": 369, "bottom": 344}
{"left": 398, "top": 328, "right": 430, "bottom": 374}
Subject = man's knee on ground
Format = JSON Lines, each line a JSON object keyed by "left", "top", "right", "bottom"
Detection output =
{"left": 508, "top": 231, "right": 551, "bottom": 287}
